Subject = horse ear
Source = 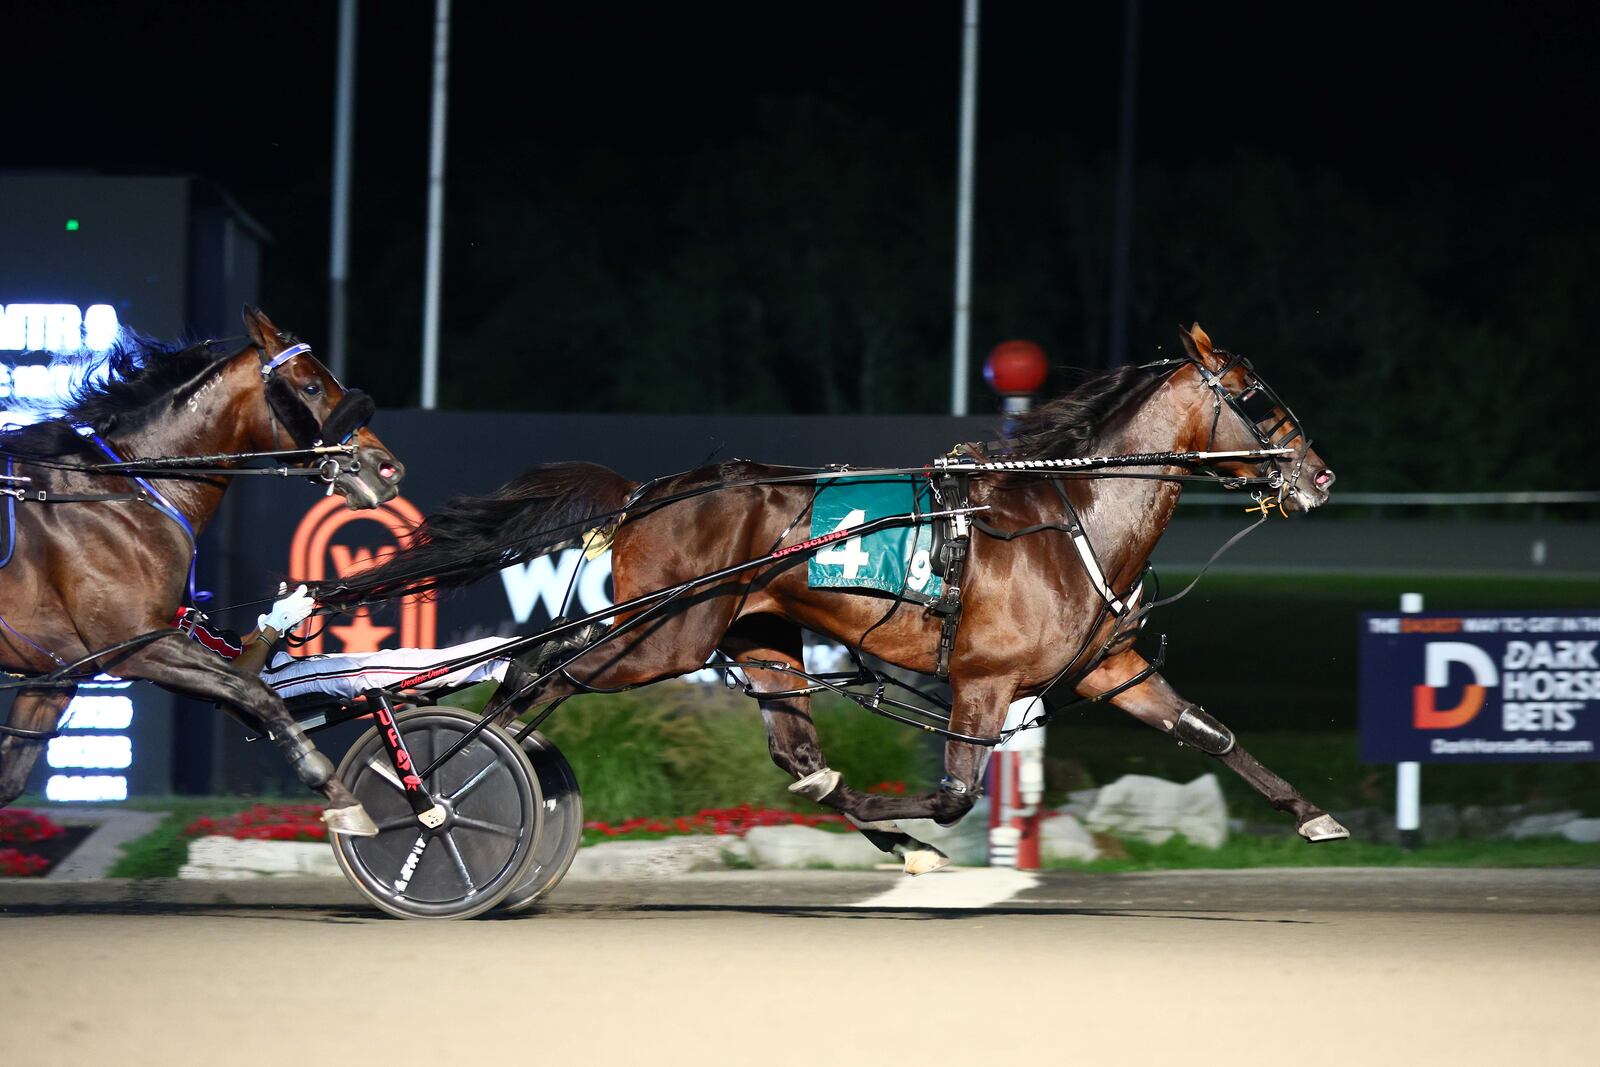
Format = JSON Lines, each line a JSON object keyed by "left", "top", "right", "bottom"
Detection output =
{"left": 1188, "top": 323, "right": 1215, "bottom": 357}
{"left": 242, "top": 304, "right": 279, "bottom": 349}
{"left": 1178, "top": 326, "right": 1202, "bottom": 360}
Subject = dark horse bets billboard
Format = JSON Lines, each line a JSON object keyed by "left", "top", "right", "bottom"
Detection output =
{"left": 1359, "top": 611, "right": 1600, "bottom": 763}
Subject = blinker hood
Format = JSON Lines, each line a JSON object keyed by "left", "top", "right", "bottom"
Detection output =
{"left": 266, "top": 377, "right": 375, "bottom": 447}
{"left": 322, "top": 389, "right": 375, "bottom": 444}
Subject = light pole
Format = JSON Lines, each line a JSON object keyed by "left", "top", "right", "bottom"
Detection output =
{"left": 328, "top": 0, "right": 357, "bottom": 380}
{"left": 420, "top": 0, "right": 452, "bottom": 410}
{"left": 950, "top": 0, "right": 981, "bottom": 415}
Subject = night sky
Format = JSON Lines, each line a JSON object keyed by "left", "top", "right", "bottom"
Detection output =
{"left": 7, "top": 1, "right": 1598, "bottom": 412}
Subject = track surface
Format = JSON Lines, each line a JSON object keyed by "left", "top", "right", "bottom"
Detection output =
{"left": 4, "top": 868, "right": 1597, "bottom": 1066}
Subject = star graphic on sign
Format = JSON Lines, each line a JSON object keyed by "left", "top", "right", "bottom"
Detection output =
{"left": 328, "top": 610, "right": 395, "bottom": 654}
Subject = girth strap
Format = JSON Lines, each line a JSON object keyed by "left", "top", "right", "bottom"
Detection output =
{"left": 928, "top": 472, "right": 972, "bottom": 679}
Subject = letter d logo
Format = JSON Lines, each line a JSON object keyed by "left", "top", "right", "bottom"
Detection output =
{"left": 1413, "top": 642, "right": 1498, "bottom": 729}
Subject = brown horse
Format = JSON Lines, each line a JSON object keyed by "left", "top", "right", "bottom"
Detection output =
{"left": 325, "top": 324, "right": 1344, "bottom": 867}
{"left": 0, "top": 307, "right": 403, "bottom": 835}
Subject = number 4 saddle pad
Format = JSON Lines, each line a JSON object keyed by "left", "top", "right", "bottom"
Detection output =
{"left": 806, "top": 476, "right": 944, "bottom": 604}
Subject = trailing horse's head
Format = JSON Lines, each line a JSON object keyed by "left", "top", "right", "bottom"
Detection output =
{"left": 243, "top": 306, "right": 405, "bottom": 509}
{"left": 1178, "top": 324, "right": 1336, "bottom": 512}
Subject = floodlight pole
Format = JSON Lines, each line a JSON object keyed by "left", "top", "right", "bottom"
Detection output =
{"left": 328, "top": 0, "right": 357, "bottom": 380}
{"left": 950, "top": 0, "right": 980, "bottom": 416}
{"left": 421, "top": 0, "right": 452, "bottom": 410}
{"left": 1107, "top": 0, "right": 1141, "bottom": 368}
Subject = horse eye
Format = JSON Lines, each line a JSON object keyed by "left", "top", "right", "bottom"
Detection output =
{"left": 303, "top": 382, "right": 322, "bottom": 397}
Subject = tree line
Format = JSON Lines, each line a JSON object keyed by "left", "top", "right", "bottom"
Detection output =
{"left": 306, "top": 95, "right": 1594, "bottom": 493}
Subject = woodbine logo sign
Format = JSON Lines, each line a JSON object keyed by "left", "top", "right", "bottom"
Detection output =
{"left": 1359, "top": 612, "right": 1600, "bottom": 763}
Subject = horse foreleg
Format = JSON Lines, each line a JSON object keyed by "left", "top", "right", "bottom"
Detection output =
{"left": 1078, "top": 650, "right": 1349, "bottom": 842}
{"left": 116, "top": 634, "right": 377, "bottom": 836}
{"left": 721, "top": 618, "right": 957, "bottom": 874}
{"left": 0, "top": 687, "right": 76, "bottom": 805}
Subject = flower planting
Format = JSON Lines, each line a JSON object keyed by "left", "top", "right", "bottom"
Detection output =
{"left": 585, "top": 803, "right": 849, "bottom": 839}
{"left": 184, "top": 803, "right": 328, "bottom": 843}
{"left": 0, "top": 808, "right": 67, "bottom": 845}
{"left": 0, "top": 848, "right": 51, "bottom": 877}
{"left": 0, "top": 809, "right": 72, "bottom": 878}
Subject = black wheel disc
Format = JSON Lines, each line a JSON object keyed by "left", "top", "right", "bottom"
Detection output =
{"left": 499, "top": 730, "right": 584, "bottom": 913}
{"left": 332, "top": 706, "right": 542, "bottom": 920}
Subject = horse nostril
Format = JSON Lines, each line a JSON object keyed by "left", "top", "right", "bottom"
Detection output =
{"left": 1315, "top": 469, "right": 1335, "bottom": 489}
{"left": 378, "top": 462, "right": 399, "bottom": 482}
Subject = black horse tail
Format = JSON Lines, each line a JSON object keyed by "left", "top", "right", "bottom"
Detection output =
{"left": 316, "top": 461, "right": 636, "bottom": 610}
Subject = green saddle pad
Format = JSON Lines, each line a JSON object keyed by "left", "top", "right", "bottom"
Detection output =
{"left": 806, "top": 476, "right": 944, "bottom": 601}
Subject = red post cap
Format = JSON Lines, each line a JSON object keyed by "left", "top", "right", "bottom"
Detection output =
{"left": 983, "top": 340, "right": 1049, "bottom": 396}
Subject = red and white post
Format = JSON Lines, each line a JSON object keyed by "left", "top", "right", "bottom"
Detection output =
{"left": 981, "top": 340, "right": 1051, "bottom": 869}
{"left": 989, "top": 697, "right": 1047, "bottom": 868}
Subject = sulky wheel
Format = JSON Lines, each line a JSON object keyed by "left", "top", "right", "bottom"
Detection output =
{"left": 499, "top": 730, "right": 584, "bottom": 913}
{"left": 331, "top": 705, "right": 543, "bottom": 920}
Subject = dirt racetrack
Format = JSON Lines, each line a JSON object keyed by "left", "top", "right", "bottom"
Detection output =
{"left": 3, "top": 867, "right": 1597, "bottom": 1067}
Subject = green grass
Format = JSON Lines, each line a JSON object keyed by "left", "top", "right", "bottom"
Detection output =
{"left": 1049, "top": 833, "right": 1600, "bottom": 872}
{"left": 102, "top": 797, "right": 257, "bottom": 879}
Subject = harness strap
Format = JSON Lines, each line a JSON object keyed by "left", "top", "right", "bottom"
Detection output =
{"left": 83, "top": 431, "right": 205, "bottom": 604}
{"left": 928, "top": 472, "right": 972, "bottom": 679}
{"left": 260, "top": 342, "right": 312, "bottom": 378}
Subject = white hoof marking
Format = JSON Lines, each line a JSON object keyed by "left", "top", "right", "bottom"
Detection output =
{"left": 893, "top": 840, "right": 951, "bottom": 876}
{"left": 1299, "top": 814, "right": 1350, "bottom": 842}
{"left": 324, "top": 804, "right": 379, "bottom": 837}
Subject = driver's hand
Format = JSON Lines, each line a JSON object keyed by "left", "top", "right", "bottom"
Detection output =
{"left": 259, "top": 584, "right": 316, "bottom": 635}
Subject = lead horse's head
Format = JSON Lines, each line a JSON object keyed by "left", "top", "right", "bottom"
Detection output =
{"left": 242, "top": 305, "right": 405, "bottom": 509}
{"left": 1176, "top": 323, "right": 1335, "bottom": 512}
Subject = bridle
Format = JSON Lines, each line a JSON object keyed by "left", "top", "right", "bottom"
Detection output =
{"left": 257, "top": 340, "right": 376, "bottom": 491}
{"left": 1142, "top": 350, "right": 1313, "bottom": 504}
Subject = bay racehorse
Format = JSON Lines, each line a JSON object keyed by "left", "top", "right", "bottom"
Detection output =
{"left": 0, "top": 307, "right": 402, "bottom": 835}
{"left": 323, "top": 324, "right": 1344, "bottom": 867}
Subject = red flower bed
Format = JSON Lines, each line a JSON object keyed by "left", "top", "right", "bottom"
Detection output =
{"left": 0, "top": 810, "right": 72, "bottom": 878}
{"left": 585, "top": 803, "right": 849, "bottom": 839}
{"left": 185, "top": 803, "right": 328, "bottom": 843}
{"left": 0, "top": 808, "right": 67, "bottom": 845}
{"left": 0, "top": 848, "right": 51, "bottom": 877}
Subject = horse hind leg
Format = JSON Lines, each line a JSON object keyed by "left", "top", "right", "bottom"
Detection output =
{"left": 721, "top": 617, "right": 952, "bottom": 876}
{"left": 0, "top": 687, "right": 76, "bottom": 805}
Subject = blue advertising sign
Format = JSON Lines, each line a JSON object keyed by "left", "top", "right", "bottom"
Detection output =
{"left": 1359, "top": 611, "right": 1600, "bottom": 763}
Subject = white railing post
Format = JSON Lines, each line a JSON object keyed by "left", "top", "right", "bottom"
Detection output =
{"left": 1397, "top": 591, "right": 1424, "bottom": 850}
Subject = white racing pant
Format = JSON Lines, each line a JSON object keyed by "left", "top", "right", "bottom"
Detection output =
{"left": 261, "top": 636, "right": 517, "bottom": 701}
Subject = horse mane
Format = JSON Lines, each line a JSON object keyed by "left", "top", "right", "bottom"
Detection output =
{"left": 1004, "top": 363, "right": 1162, "bottom": 459}
{"left": 0, "top": 336, "right": 241, "bottom": 457}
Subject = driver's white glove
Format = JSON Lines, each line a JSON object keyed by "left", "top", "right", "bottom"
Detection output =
{"left": 259, "top": 584, "right": 316, "bottom": 635}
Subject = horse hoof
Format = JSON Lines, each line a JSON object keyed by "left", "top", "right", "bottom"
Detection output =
{"left": 1298, "top": 813, "right": 1350, "bottom": 843}
{"left": 894, "top": 841, "right": 951, "bottom": 876}
{"left": 323, "top": 804, "right": 379, "bottom": 837}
